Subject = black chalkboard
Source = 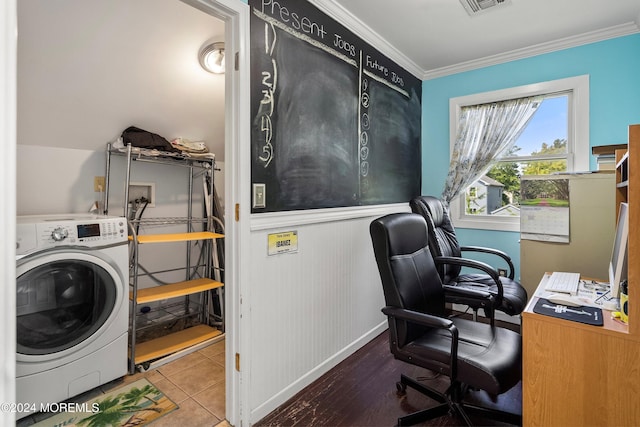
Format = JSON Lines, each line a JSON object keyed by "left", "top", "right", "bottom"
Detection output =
{"left": 250, "top": 0, "right": 421, "bottom": 212}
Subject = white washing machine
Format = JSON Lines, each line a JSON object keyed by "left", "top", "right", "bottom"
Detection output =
{"left": 15, "top": 213, "right": 129, "bottom": 419}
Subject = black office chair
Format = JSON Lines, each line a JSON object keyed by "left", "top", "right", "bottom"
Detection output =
{"left": 370, "top": 213, "right": 522, "bottom": 426}
{"left": 410, "top": 196, "right": 528, "bottom": 321}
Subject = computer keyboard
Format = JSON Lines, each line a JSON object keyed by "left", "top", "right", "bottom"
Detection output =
{"left": 544, "top": 271, "right": 581, "bottom": 295}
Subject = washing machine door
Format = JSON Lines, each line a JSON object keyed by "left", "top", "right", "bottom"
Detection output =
{"left": 16, "top": 251, "right": 120, "bottom": 356}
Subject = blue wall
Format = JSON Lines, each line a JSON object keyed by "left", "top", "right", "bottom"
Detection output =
{"left": 421, "top": 33, "right": 640, "bottom": 280}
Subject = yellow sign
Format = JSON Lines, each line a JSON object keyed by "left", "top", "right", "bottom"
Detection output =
{"left": 268, "top": 231, "right": 298, "bottom": 255}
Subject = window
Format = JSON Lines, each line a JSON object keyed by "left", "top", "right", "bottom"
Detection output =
{"left": 464, "top": 94, "right": 567, "bottom": 215}
{"left": 448, "top": 75, "right": 589, "bottom": 232}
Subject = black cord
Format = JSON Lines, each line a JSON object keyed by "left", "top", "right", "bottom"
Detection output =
{"left": 134, "top": 198, "right": 149, "bottom": 235}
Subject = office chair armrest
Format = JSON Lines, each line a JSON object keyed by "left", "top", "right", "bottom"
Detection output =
{"left": 435, "top": 256, "right": 504, "bottom": 304}
{"left": 442, "top": 284, "right": 497, "bottom": 310}
{"left": 459, "top": 245, "right": 515, "bottom": 279}
{"left": 382, "top": 305, "right": 460, "bottom": 380}
{"left": 382, "top": 306, "right": 454, "bottom": 330}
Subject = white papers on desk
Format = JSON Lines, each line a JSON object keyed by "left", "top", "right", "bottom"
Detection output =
{"left": 535, "top": 273, "right": 613, "bottom": 309}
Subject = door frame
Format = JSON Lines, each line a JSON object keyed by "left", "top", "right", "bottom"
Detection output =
{"left": 180, "top": 0, "right": 252, "bottom": 425}
{"left": 1, "top": 0, "right": 17, "bottom": 425}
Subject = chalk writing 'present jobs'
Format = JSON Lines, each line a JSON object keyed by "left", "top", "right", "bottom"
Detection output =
{"left": 261, "top": 0, "right": 359, "bottom": 58}
{"left": 260, "top": 0, "right": 404, "bottom": 86}
{"left": 333, "top": 34, "right": 356, "bottom": 57}
{"left": 260, "top": 0, "right": 327, "bottom": 38}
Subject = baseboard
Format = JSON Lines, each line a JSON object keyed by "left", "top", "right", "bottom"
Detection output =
{"left": 250, "top": 321, "right": 388, "bottom": 424}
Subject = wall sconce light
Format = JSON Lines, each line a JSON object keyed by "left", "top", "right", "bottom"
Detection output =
{"left": 199, "top": 42, "right": 225, "bottom": 74}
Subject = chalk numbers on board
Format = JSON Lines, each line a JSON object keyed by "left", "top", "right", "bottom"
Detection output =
{"left": 258, "top": 114, "right": 274, "bottom": 167}
{"left": 360, "top": 78, "right": 370, "bottom": 192}
{"left": 258, "top": 23, "right": 278, "bottom": 168}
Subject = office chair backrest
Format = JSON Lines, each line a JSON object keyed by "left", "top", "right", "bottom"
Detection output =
{"left": 410, "top": 196, "right": 463, "bottom": 282}
{"left": 370, "top": 213, "right": 446, "bottom": 346}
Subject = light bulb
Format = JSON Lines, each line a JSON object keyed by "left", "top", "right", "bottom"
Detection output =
{"left": 200, "top": 42, "right": 225, "bottom": 74}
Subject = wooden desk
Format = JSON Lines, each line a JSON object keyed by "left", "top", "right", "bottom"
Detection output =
{"left": 522, "top": 276, "right": 640, "bottom": 426}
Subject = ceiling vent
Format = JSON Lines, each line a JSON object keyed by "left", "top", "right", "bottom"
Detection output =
{"left": 459, "top": 0, "right": 512, "bottom": 16}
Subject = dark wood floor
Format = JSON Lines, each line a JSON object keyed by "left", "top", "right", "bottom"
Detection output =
{"left": 256, "top": 316, "right": 521, "bottom": 427}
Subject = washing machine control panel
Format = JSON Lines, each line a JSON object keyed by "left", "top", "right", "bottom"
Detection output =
{"left": 51, "top": 227, "right": 69, "bottom": 242}
{"left": 16, "top": 215, "right": 127, "bottom": 255}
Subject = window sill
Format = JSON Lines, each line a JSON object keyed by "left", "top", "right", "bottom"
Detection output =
{"left": 453, "top": 215, "right": 520, "bottom": 232}
{"left": 450, "top": 197, "right": 520, "bottom": 232}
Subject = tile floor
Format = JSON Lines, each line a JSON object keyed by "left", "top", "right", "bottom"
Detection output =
{"left": 17, "top": 338, "right": 227, "bottom": 427}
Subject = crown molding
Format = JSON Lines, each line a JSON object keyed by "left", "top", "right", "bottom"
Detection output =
{"left": 308, "top": 0, "right": 424, "bottom": 78}
{"left": 294, "top": 2, "right": 638, "bottom": 82}
{"left": 423, "top": 21, "right": 640, "bottom": 80}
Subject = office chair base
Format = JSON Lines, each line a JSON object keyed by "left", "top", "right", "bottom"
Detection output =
{"left": 396, "top": 374, "right": 450, "bottom": 426}
{"left": 395, "top": 374, "right": 522, "bottom": 427}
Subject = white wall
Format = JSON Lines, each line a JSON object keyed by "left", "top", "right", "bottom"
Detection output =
{"left": 17, "top": 145, "right": 103, "bottom": 214}
{"left": 17, "top": 145, "right": 225, "bottom": 215}
{"left": 246, "top": 205, "right": 409, "bottom": 422}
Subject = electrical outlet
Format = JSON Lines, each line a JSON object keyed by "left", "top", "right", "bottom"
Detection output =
{"left": 253, "top": 183, "right": 266, "bottom": 208}
{"left": 94, "top": 176, "right": 105, "bottom": 192}
{"left": 129, "top": 182, "right": 156, "bottom": 207}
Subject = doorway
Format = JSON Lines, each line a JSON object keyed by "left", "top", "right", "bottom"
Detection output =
{"left": 9, "top": 0, "right": 249, "bottom": 425}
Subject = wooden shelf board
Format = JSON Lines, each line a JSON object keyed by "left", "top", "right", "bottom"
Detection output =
{"left": 134, "top": 325, "right": 222, "bottom": 364}
{"left": 130, "top": 231, "right": 224, "bottom": 244}
{"left": 131, "top": 278, "right": 223, "bottom": 304}
{"left": 615, "top": 151, "right": 629, "bottom": 169}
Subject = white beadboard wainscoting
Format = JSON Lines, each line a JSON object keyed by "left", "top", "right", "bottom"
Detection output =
{"left": 248, "top": 204, "right": 410, "bottom": 422}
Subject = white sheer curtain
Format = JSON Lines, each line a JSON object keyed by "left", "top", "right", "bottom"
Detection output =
{"left": 442, "top": 96, "right": 543, "bottom": 204}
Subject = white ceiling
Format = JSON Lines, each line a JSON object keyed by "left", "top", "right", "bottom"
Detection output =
{"left": 18, "top": 0, "right": 226, "bottom": 158}
{"left": 315, "top": 0, "right": 640, "bottom": 78}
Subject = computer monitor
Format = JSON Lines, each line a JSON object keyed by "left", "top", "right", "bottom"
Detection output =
{"left": 608, "top": 202, "right": 629, "bottom": 299}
